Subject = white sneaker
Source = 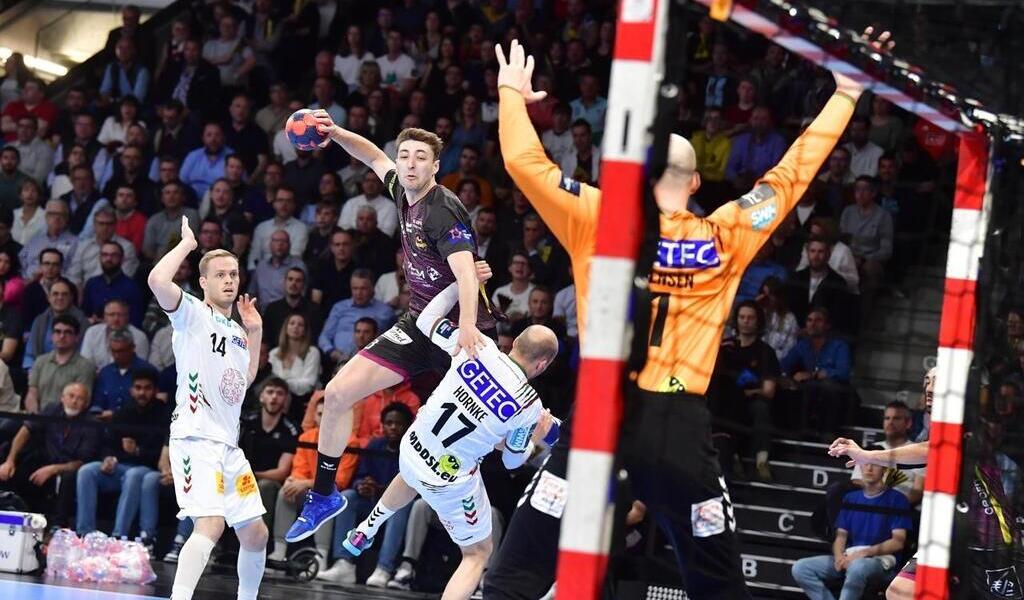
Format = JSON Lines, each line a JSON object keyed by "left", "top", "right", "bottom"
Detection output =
{"left": 386, "top": 560, "right": 415, "bottom": 590}
{"left": 266, "top": 544, "right": 287, "bottom": 562}
{"left": 366, "top": 567, "right": 391, "bottom": 587}
{"left": 317, "top": 559, "right": 356, "bottom": 584}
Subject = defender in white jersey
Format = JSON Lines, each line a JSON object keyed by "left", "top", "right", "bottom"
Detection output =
{"left": 341, "top": 282, "right": 558, "bottom": 600}
{"left": 148, "top": 216, "right": 267, "bottom": 600}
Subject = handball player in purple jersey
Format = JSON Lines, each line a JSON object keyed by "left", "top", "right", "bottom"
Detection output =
{"left": 286, "top": 110, "right": 496, "bottom": 542}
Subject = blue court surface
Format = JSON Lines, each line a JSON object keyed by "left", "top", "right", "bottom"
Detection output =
{"left": 0, "top": 579, "right": 164, "bottom": 600}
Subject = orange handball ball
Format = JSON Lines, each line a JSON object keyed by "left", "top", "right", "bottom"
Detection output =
{"left": 285, "top": 109, "right": 328, "bottom": 151}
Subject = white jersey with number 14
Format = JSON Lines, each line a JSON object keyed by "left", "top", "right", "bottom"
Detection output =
{"left": 166, "top": 292, "right": 251, "bottom": 447}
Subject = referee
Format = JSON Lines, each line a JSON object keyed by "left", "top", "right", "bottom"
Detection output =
{"left": 484, "top": 36, "right": 886, "bottom": 599}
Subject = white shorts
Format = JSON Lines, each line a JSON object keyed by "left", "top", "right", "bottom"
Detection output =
{"left": 169, "top": 437, "right": 265, "bottom": 528}
{"left": 400, "top": 455, "right": 492, "bottom": 547}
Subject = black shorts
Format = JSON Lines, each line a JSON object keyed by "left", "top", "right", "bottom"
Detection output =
{"left": 616, "top": 387, "right": 750, "bottom": 599}
{"left": 358, "top": 313, "right": 497, "bottom": 379}
{"left": 358, "top": 313, "right": 453, "bottom": 379}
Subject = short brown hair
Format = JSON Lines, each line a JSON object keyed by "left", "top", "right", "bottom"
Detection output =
{"left": 198, "top": 249, "right": 238, "bottom": 276}
{"left": 395, "top": 127, "right": 443, "bottom": 161}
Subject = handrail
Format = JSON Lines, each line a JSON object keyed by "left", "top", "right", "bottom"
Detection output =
{"left": 33, "top": 0, "right": 115, "bottom": 61}
{"left": 44, "top": 0, "right": 190, "bottom": 99}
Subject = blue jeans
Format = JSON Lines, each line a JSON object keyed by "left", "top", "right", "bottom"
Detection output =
{"left": 791, "top": 554, "right": 894, "bottom": 600}
{"left": 75, "top": 462, "right": 156, "bottom": 537}
{"left": 330, "top": 488, "right": 412, "bottom": 573}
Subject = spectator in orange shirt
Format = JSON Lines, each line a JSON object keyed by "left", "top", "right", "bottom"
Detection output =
{"left": 439, "top": 145, "right": 494, "bottom": 208}
{"left": 269, "top": 395, "right": 358, "bottom": 564}
{"left": 352, "top": 381, "right": 420, "bottom": 448}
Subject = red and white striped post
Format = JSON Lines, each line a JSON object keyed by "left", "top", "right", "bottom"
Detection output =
{"left": 915, "top": 131, "right": 991, "bottom": 600}
{"left": 553, "top": 0, "right": 670, "bottom": 597}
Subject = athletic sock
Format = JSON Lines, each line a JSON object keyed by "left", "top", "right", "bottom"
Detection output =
{"left": 357, "top": 503, "right": 395, "bottom": 538}
{"left": 236, "top": 547, "right": 266, "bottom": 600}
{"left": 313, "top": 452, "right": 340, "bottom": 496}
{"left": 170, "top": 533, "right": 216, "bottom": 600}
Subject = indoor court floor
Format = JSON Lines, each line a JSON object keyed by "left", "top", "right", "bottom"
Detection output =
{"left": 0, "top": 561, "right": 435, "bottom": 599}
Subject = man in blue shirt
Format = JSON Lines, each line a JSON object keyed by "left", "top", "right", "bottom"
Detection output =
{"left": 792, "top": 454, "right": 911, "bottom": 599}
{"left": 725, "top": 107, "right": 787, "bottom": 192}
{"left": 781, "top": 307, "right": 852, "bottom": 439}
{"left": 318, "top": 269, "right": 396, "bottom": 367}
{"left": 569, "top": 70, "right": 607, "bottom": 145}
{"left": 82, "top": 242, "right": 144, "bottom": 326}
{"left": 180, "top": 123, "right": 233, "bottom": 198}
{"left": 91, "top": 329, "right": 156, "bottom": 419}
{"left": 99, "top": 37, "right": 150, "bottom": 105}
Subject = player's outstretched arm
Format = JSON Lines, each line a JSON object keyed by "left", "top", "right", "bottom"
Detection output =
{"left": 496, "top": 40, "right": 599, "bottom": 253}
{"left": 148, "top": 216, "right": 198, "bottom": 311}
{"left": 311, "top": 109, "right": 395, "bottom": 182}
{"left": 828, "top": 437, "right": 929, "bottom": 468}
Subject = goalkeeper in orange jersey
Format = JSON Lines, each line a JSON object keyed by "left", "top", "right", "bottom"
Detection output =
{"left": 484, "top": 34, "right": 891, "bottom": 600}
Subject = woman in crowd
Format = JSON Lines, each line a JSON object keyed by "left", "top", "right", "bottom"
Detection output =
{"left": 269, "top": 313, "right": 322, "bottom": 419}
{"left": 13, "top": 179, "right": 45, "bottom": 246}
{"left": 757, "top": 276, "right": 800, "bottom": 361}
{"left": 97, "top": 95, "right": 143, "bottom": 147}
{"left": 0, "top": 249, "right": 25, "bottom": 309}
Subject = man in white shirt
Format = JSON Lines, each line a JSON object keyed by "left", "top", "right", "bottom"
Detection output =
{"left": 553, "top": 282, "right": 577, "bottom": 339}
{"left": 249, "top": 186, "right": 308, "bottom": 269}
{"left": 559, "top": 119, "right": 600, "bottom": 185}
{"left": 68, "top": 206, "right": 139, "bottom": 289}
{"left": 338, "top": 169, "right": 398, "bottom": 237}
{"left": 334, "top": 26, "right": 375, "bottom": 88}
{"left": 7, "top": 117, "right": 53, "bottom": 185}
{"left": 541, "top": 103, "right": 573, "bottom": 166}
{"left": 80, "top": 299, "right": 150, "bottom": 369}
{"left": 491, "top": 252, "right": 535, "bottom": 323}
{"left": 309, "top": 77, "right": 347, "bottom": 129}
{"left": 843, "top": 117, "right": 884, "bottom": 178}
{"left": 376, "top": 31, "right": 416, "bottom": 95}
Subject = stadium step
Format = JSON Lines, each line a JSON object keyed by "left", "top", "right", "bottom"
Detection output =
{"left": 735, "top": 502, "right": 819, "bottom": 541}
{"left": 737, "top": 457, "right": 849, "bottom": 491}
{"left": 854, "top": 342, "right": 936, "bottom": 385}
{"left": 741, "top": 546, "right": 816, "bottom": 599}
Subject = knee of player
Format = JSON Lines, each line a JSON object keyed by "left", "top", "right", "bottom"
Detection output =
{"left": 464, "top": 537, "right": 493, "bottom": 561}
{"left": 194, "top": 516, "right": 227, "bottom": 541}
{"left": 237, "top": 518, "right": 270, "bottom": 548}
{"left": 886, "top": 578, "right": 914, "bottom": 600}
{"left": 324, "top": 376, "right": 357, "bottom": 408}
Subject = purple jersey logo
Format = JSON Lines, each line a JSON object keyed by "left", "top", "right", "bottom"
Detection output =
{"left": 448, "top": 223, "right": 474, "bottom": 243}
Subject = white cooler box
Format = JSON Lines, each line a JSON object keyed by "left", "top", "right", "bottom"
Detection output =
{"left": 0, "top": 511, "right": 45, "bottom": 573}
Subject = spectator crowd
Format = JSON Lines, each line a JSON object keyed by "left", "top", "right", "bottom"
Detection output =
{"left": 0, "top": 0, "right": 976, "bottom": 595}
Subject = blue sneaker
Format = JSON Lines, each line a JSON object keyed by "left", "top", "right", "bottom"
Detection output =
{"left": 285, "top": 490, "right": 348, "bottom": 542}
{"left": 341, "top": 529, "right": 374, "bottom": 557}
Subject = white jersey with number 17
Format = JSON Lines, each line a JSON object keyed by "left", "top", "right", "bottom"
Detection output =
{"left": 166, "top": 292, "right": 251, "bottom": 447}
{"left": 403, "top": 318, "right": 542, "bottom": 487}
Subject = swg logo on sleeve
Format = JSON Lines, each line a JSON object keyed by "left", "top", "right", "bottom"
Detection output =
{"left": 457, "top": 360, "right": 519, "bottom": 421}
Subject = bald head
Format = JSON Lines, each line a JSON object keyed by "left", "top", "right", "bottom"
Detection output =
{"left": 510, "top": 325, "right": 559, "bottom": 378}
{"left": 655, "top": 134, "right": 701, "bottom": 213}
{"left": 666, "top": 133, "right": 696, "bottom": 174}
